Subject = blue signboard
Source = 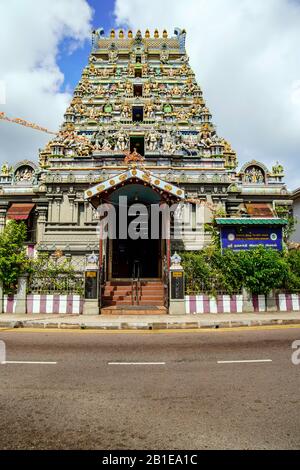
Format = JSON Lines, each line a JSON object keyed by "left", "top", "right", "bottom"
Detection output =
{"left": 221, "top": 226, "right": 283, "bottom": 251}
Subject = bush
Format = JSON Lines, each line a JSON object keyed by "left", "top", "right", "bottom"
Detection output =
{"left": 181, "top": 246, "right": 294, "bottom": 296}
{"left": 237, "top": 246, "right": 289, "bottom": 295}
{"left": 284, "top": 250, "right": 300, "bottom": 291}
{"left": 29, "top": 254, "right": 84, "bottom": 295}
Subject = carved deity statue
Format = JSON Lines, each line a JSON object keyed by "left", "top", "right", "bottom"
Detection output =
{"left": 245, "top": 166, "right": 265, "bottom": 184}
{"left": 1, "top": 162, "right": 10, "bottom": 176}
{"left": 102, "top": 138, "right": 112, "bottom": 151}
{"left": 147, "top": 131, "right": 159, "bottom": 151}
{"left": 144, "top": 103, "right": 155, "bottom": 119}
{"left": 143, "top": 82, "right": 151, "bottom": 96}
{"left": 108, "top": 49, "right": 118, "bottom": 64}
{"left": 96, "top": 84, "right": 106, "bottom": 96}
{"left": 171, "top": 85, "right": 182, "bottom": 96}
{"left": 115, "top": 131, "right": 128, "bottom": 151}
{"left": 272, "top": 161, "right": 284, "bottom": 175}
{"left": 88, "top": 107, "right": 99, "bottom": 119}
{"left": 125, "top": 81, "right": 132, "bottom": 95}
{"left": 15, "top": 167, "right": 34, "bottom": 183}
{"left": 121, "top": 103, "right": 131, "bottom": 118}
{"left": 160, "top": 50, "right": 169, "bottom": 64}
{"left": 185, "top": 78, "right": 197, "bottom": 94}
{"left": 199, "top": 130, "right": 213, "bottom": 148}
{"left": 162, "top": 131, "right": 176, "bottom": 154}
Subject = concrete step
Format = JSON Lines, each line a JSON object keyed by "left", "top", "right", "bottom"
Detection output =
{"left": 101, "top": 306, "right": 168, "bottom": 315}
{"left": 103, "top": 300, "right": 165, "bottom": 307}
{"left": 102, "top": 280, "right": 165, "bottom": 308}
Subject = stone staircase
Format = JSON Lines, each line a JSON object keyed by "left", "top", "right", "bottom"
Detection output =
{"left": 101, "top": 280, "right": 167, "bottom": 315}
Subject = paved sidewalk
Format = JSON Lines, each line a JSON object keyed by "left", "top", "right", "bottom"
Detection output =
{"left": 0, "top": 312, "right": 300, "bottom": 330}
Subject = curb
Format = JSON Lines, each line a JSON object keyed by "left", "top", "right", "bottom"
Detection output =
{"left": 0, "top": 319, "right": 300, "bottom": 331}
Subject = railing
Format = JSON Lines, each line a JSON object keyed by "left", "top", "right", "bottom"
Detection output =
{"left": 186, "top": 278, "right": 243, "bottom": 297}
{"left": 132, "top": 261, "right": 141, "bottom": 306}
{"left": 28, "top": 272, "right": 84, "bottom": 295}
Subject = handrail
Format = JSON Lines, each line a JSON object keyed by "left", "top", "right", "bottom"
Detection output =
{"left": 131, "top": 277, "right": 135, "bottom": 305}
{"left": 132, "top": 261, "right": 141, "bottom": 306}
{"left": 163, "top": 255, "right": 169, "bottom": 309}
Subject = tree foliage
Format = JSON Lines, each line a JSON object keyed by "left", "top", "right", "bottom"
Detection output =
{"left": 0, "top": 221, "right": 30, "bottom": 293}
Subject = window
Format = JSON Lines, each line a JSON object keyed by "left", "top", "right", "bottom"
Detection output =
{"left": 135, "top": 68, "right": 142, "bottom": 78}
{"left": 133, "top": 84, "right": 143, "bottom": 97}
{"left": 136, "top": 55, "right": 142, "bottom": 63}
{"left": 132, "top": 106, "right": 143, "bottom": 122}
{"left": 130, "top": 136, "right": 145, "bottom": 156}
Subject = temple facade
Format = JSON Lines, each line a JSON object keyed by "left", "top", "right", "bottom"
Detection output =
{"left": 0, "top": 28, "right": 292, "bottom": 311}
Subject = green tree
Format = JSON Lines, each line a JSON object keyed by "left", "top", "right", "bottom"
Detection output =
{"left": 181, "top": 251, "right": 211, "bottom": 294}
{"left": 284, "top": 250, "right": 300, "bottom": 291}
{"left": 207, "top": 248, "right": 245, "bottom": 295}
{"left": 238, "top": 246, "right": 289, "bottom": 295}
{"left": 0, "top": 220, "right": 30, "bottom": 293}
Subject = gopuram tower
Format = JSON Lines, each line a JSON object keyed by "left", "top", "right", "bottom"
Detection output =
{"left": 0, "top": 27, "right": 281, "bottom": 311}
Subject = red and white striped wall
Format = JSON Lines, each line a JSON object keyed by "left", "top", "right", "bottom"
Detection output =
{"left": 185, "top": 293, "right": 300, "bottom": 314}
{"left": 276, "top": 293, "right": 300, "bottom": 312}
{"left": 252, "top": 293, "right": 300, "bottom": 312}
{"left": 3, "top": 295, "right": 17, "bottom": 313}
{"left": 26, "top": 295, "right": 83, "bottom": 314}
{"left": 185, "top": 295, "right": 244, "bottom": 314}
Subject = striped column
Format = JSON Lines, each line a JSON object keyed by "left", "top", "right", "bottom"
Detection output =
{"left": 3, "top": 295, "right": 17, "bottom": 313}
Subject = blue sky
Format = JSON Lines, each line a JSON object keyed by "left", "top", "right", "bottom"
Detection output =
{"left": 58, "top": 0, "right": 116, "bottom": 91}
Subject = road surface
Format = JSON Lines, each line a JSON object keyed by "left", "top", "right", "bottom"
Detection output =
{"left": 0, "top": 326, "right": 299, "bottom": 450}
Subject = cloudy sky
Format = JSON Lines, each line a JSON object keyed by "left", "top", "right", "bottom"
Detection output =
{"left": 0, "top": 0, "right": 299, "bottom": 189}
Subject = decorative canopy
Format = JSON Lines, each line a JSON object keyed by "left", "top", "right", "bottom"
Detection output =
{"left": 215, "top": 218, "right": 288, "bottom": 226}
{"left": 84, "top": 169, "right": 185, "bottom": 205}
{"left": 7, "top": 203, "right": 35, "bottom": 220}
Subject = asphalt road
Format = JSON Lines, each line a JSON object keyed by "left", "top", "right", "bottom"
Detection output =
{"left": 0, "top": 326, "right": 300, "bottom": 450}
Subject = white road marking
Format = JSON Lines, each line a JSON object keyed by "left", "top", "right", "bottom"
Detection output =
{"left": 108, "top": 362, "right": 166, "bottom": 365}
{"left": 218, "top": 359, "right": 272, "bottom": 364}
{"left": 2, "top": 361, "right": 57, "bottom": 365}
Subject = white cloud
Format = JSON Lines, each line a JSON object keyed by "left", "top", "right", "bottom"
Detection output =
{"left": 115, "top": 0, "right": 300, "bottom": 189}
{"left": 0, "top": 0, "right": 92, "bottom": 166}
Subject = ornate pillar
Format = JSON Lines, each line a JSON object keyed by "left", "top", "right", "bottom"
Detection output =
{"left": 169, "top": 253, "right": 185, "bottom": 315}
{"left": 35, "top": 203, "right": 48, "bottom": 244}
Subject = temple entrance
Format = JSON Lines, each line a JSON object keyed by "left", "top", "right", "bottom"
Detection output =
{"left": 112, "top": 238, "right": 160, "bottom": 279}
{"left": 84, "top": 165, "right": 185, "bottom": 313}
{"left": 107, "top": 183, "right": 163, "bottom": 281}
